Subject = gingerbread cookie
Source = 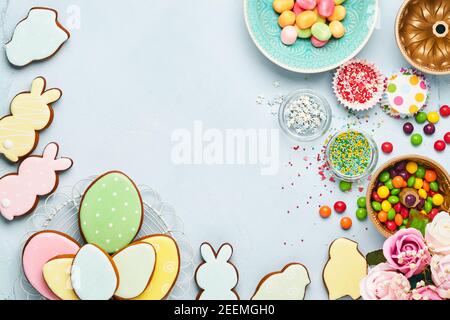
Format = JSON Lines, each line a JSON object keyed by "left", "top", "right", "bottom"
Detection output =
{"left": 0, "top": 77, "right": 62, "bottom": 163}
{"left": 6, "top": 7, "right": 70, "bottom": 67}
{"left": 112, "top": 242, "right": 156, "bottom": 299}
{"left": 0, "top": 142, "right": 72, "bottom": 221}
{"left": 43, "top": 255, "right": 79, "bottom": 300}
{"left": 71, "top": 244, "right": 119, "bottom": 300}
{"left": 79, "top": 171, "right": 143, "bottom": 254}
{"left": 195, "top": 243, "right": 239, "bottom": 300}
{"left": 252, "top": 263, "right": 311, "bottom": 300}
{"left": 22, "top": 231, "right": 80, "bottom": 300}
{"left": 132, "top": 235, "right": 180, "bottom": 300}
{"left": 323, "top": 238, "right": 368, "bottom": 300}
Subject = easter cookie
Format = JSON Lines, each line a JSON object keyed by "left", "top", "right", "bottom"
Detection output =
{"left": 79, "top": 171, "right": 143, "bottom": 254}
{"left": 71, "top": 244, "right": 119, "bottom": 300}
{"left": 22, "top": 231, "right": 80, "bottom": 300}
{"left": 0, "top": 142, "right": 73, "bottom": 221}
{"left": 43, "top": 255, "right": 79, "bottom": 300}
{"left": 0, "top": 77, "right": 62, "bottom": 163}
{"left": 132, "top": 235, "right": 180, "bottom": 300}
{"left": 6, "top": 7, "right": 70, "bottom": 67}
{"left": 323, "top": 238, "right": 367, "bottom": 300}
{"left": 195, "top": 243, "right": 240, "bottom": 300}
{"left": 252, "top": 263, "right": 310, "bottom": 300}
{"left": 381, "top": 68, "right": 429, "bottom": 119}
{"left": 112, "top": 242, "right": 156, "bottom": 299}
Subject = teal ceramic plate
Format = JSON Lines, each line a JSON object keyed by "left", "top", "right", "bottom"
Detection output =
{"left": 244, "top": 0, "right": 378, "bottom": 73}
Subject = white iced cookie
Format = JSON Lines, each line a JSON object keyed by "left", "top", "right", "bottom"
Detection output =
{"left": 71, "top": 244, "right": 118, "bottom": 300}
{"left": 112, "top": 242, "right": 156, "bottom": 299}
{"left": 6, "top": 7, "right": 70, "bottom": 67}
{"left": 252, "top": 263, "right": 311, "bottom": 300}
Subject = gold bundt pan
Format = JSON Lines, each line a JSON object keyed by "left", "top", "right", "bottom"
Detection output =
{"left": 396, "top": 0, "right": 450, "bottom": 75}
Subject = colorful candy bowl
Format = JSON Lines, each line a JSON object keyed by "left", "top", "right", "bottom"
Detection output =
{"left": 396, "top": 0, "right": 450, "bottom": 75}
{"left": 244, "top": 0, "right": 379, "bottom": 73}
{"left": 367, "top": 155, "right": 450, "bottom": 238}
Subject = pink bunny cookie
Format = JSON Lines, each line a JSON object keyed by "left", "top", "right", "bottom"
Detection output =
{"left": 195, "top": 242, "right": 240, "bottom": 300}
{"left": 0, "top": 142, "right": 73, "bottom": 221}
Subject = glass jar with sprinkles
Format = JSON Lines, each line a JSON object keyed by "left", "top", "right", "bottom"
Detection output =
{"left": 326, "top": 130, "right": 379, "bottom": 182}
{"left": 278, "top": 89, "right": 332, "bottom": 142}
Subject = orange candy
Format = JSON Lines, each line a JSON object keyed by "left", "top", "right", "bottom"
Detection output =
{"left": 425, "top": 170, "right": 437, "bottom": 182}
{"left": 395, "top": 214, "right": 403, "bottom": 227}
{"left": 378, "top": 211, "right": 388, "bottom": 223}
{"left": 319, "top": 205, "right": 332, "bottom": 218}
{"left": 392, "top": 176, "right": 406, "bottom": 189}
{"left": 423, "top": 181, "right": 430, "bottom": 192}
{"left": 340, "top": 217, "right": 352, "bottom": 230}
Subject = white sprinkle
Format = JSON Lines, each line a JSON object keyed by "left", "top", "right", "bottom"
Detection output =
{"left": 108, "top": 223, "right": 113, "bottom": 228}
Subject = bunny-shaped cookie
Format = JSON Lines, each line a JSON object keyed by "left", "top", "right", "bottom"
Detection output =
{"left": 0, "top": 77, "right": 62, "bottom": 162}
{"left": 195, "top": 243, "right": 240, "bottom": 300}
{"left": 0, "top": 142, "right": 73, "bottom": 221}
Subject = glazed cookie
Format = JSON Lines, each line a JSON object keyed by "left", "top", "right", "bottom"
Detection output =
{"left": 22, "top": 231, "right": 80, "bottom": 300}
{"left": 132, "top": 235, "right": 180, "bottom": 300}
{"left": 323, "top": 238, "right": 368, "bottom": 300}
{"left": 79, "top": 171, "right": 143, "bottom": 254}
{"left": 0, "top": 142, "right": 73, "bottom": 221}
{"left": 6, "top": 7, "right": 70, "bottom": 67}
{"left": 43, "top": 255, "right": 79, "bottom": 300}
{"left": 195, "top": 243, "right": 240, "bottom": 300}
{"left": 71, "top": 244, "right": 119, "bottom": 300}
{"left": 252, "top": 263, "right": 311, "bottom": 300}
{"left": 112, "top": 242, "right": 156, "bottom": 299}
{"left": 0, "top": 77, "right": 62, "bottom": 163}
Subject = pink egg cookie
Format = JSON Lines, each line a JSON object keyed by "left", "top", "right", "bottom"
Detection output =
{"left": 22, "top": 231, "right": 80, "bottom": 300}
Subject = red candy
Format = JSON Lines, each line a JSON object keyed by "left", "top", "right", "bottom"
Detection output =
{"left": 334, "top": 201, "right": 347, "bottom": 213}
{"left": 434, "top": 140, "right": 446, "bottom": 152}
{"left": 386, "top": 221, "right": 397, "bottom": 231}
{"left": 393, "top": 203, "right": 403, "bottom": 213}
{"left": 440, "top": 105, "right": 450, "bottom": 117}
{"left": 372, "top": 191, "right": 382, "bottom": 202}
{"left": 444, "top": 132, "right": 450, "bottom": 144}
{"left": 400, "top": 208, "right": 409, "bottom": 219}
{"left": 381, "top": 142, "right": 393, "bottom": 154}
{"left": 429, "top": 208, "right": 440, "bottom": 221}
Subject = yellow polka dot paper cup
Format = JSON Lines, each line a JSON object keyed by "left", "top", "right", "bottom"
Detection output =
{"left": 381, "top": 67, "right": 430, "bottom": 119}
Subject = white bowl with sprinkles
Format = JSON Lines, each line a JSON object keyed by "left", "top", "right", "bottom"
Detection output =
{"left": 278, "top": 89, "right": 332, "bottom": 142}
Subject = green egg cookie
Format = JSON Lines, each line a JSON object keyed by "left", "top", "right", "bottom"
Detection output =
{"left": 79, "top": 171, "right": 143, "bottom": 254}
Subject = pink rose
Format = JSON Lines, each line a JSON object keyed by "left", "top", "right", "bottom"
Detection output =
{"left": 360, "top": 263, "right": 410, "bottom": 300}
{"left": 383, "top": 228, "right": 431, "bottom": 278}
{"left": 410, "top": 284, "right": 442, "bottom": 300}
{"left": 430, "top": 254, "right": 450, "bottom": 299}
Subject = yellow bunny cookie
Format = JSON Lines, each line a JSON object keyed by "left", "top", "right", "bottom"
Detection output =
{"left": 0, "top": 77, "right": 62, "bottom": 162}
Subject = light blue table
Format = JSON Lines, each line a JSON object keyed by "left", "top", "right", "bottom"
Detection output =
{"left": 0, "top": 0, "right": 449, "bottom": 300}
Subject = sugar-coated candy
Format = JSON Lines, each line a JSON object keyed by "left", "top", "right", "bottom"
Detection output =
{"left": 273, "top": 0, "right": 295, "bottom": 13}
{"left": 340, "top": 217, "right": 352, "bottom": 230}
{"left": 319, "top": 205, "right": 332, "bottom": 218}
{"left": 293, "top": 2, "right": 304, "bottom": 15}
{"left": 311, "top": 22, "right": 332, "bottom": 41}
{"left": 440, "top": 105, "right": 450, "bottom": 117}
{"left": 423, "top": 123, "right": 436, "bottom": 135}
{"left": 356, "top": 208, "right": 367, "bottom": 220}
{"left": 279, "top": 11, "right": 296, "bottom": 28}
{"left": 297, "top": 28, "right": 312, "bottom": 38}
{"left": 378, "top": 211, "right": 387, "bottom": 223}
{"left": 434, "top": 140, "right": 446, "bottom": 152}
{"left": 406, "top": 162, "right": 418, "bottom": 174}
{"left": 328, "top": 5, "right": 346, "bottom": 21}
{"left": 444, "top": 132, "right": 450, "bottom": 144}
{"left": 296, "top": 10, "right": 318, "bottom": 29}
{"left": 432, "top": 194, "right": 444, "bottom": 206}
{"left": 357, "top": 197, "right": 366, "bottom": 208}
{"left": 329, "top": 20, "right": 345, "bottom": 38}
{"left": 297, "top": 0, "right": 317, "bottom": 10}
{"left": 381, "top": 142, "right": 393, "bottom": 154}
{"left": 317, "top": 0, "right": 335, "bottom": 17}
{"left": 424, "top": 170, "right": 437, "bottom": 182}
{"left": 377, "top": 186, "right": 390, "bottom": 199}
{"left": 410, "top": 133, "right": 423, "bottom": 146}
{"left": 281, "top": 26, "right": 298, "bottom": 45}
{"left": 427, "top": 111, "right": 440, "bottom": 124}
{"left": 415, "top": 112, "right": 427, "bottom": 124}
{"left": 386, "top": 221, "right": 397, "bottom": 231}
{"left": 311, "top": 36, "right": 328, "bottom": 47}
{"left": 403, "top": 122, "right": 414, "bottom": 135}
{"left": 339, "top": 180, "right": 352, "bottom": 192}
{"left": 334, "top": 201, "right": 347, "bottom": 213}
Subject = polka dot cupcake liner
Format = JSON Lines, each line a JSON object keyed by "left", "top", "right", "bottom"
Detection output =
{"left": 380, "top": 67, "right": 430, "bottom": 119}
{"left": 333, "top": 59, "right": 387, "bottom": 112}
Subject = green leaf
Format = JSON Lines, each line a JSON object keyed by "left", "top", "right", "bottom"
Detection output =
{"left": 408, "top": 267, "right": 433, "bottom": 289}
{"left": 366, "top": 249, "right": 387, "bottom": 266}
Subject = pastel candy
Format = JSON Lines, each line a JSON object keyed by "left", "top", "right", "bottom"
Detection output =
{"left": 311, "top": 36, "right": 328, "bottom": 47}
{"left": 273, "top": 0, "right": 295, "bottom": 13}
{"left": 281, "top": 26, "right": 298, "bottom": 45}
{"left": 79, "top": 171, "right": 143, "bottom": 254}
{"left": 317, "top": 0, "right": 335, "bottom": 17}
{"left": 278, "top": 11, "right": 296, "bottom": 28}
{"left": 329, "top": 20, "right": 345, "bottom": 38}
{"left": 297, "top": 28, "right": 312, "bottom": 38}
{"left": 328, "top": 5, "right": 346, "bottom": 21}
{"left": 297, "top": 0, "right": 317, "bottom": 10}
{"left": 22, "top": 231, "right": 80, "bottom": 300}
{"left": 311, "top": 22, "right": 332, "bottom": 41}
{"left": 296, "top": 10, "right": 318, "bottom": 29}
{"left": 293, "top": 2, "right": 304, "bottom": 15}
{"left": 334, "top": 0, "right": 346, "bottom": 4}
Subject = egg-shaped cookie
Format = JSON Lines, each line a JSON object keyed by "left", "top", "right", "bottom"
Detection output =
{"left": 79, "top": 171, "right": 143, "bottom": 254}
{"left": 132, "top": 235, "right": 180, "bottom": 300}
{"left": 43, "top": 255, "right": 79, "bottom": 300}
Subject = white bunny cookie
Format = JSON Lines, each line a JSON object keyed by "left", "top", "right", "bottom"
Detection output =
{"left": 195, "top": 243, "right": 239, "bottom": 300}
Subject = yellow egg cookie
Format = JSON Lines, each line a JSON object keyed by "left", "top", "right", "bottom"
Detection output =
{"left": 42, "top": 255, "right": 79, "bottom": 300}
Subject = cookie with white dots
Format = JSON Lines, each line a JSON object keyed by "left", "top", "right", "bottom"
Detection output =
{"left": 79, "top": 171, "right": 143, "bottom": 254}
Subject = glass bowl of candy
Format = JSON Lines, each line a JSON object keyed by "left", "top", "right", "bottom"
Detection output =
{"left": 325, "top": 130, "right": 379, "bottom": 182}
{"left": 278, "top": 89, "right": 332, "bottom": 141}
{"left": 367, "top": 155, "right": 450, "bottom": 238}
